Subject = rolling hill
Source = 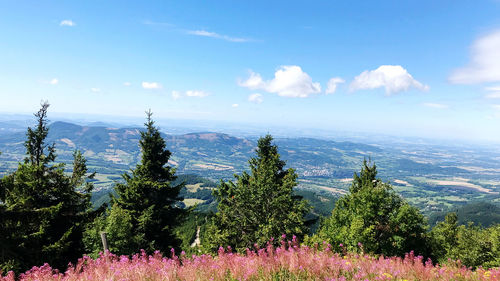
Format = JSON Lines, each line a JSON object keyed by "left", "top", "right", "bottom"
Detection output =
{"left": 1, "top": 120, "right": 500, "bottom": 215}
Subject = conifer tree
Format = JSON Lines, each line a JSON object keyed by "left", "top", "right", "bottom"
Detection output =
{"left": 109, "top": 110, "right": 184, "bottom": 254}
{"left": 206, "top": 135, "right": 309, "bottom": 252}
{"left": 0, "top": 102, "right": 96, "bottom": 272}
{"left": 313, "top": 159, "right": 429, "bottom": 257}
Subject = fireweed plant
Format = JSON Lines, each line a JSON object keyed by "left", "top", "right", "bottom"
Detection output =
{"left": 1, "top": 237, "right": 499, "bottom": 281}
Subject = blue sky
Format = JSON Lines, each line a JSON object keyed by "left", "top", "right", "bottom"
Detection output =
{"left": 1, "top": 1, "right": 500, "bottom": 142}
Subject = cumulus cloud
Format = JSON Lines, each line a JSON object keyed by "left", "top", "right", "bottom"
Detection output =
{"left": 350, "top": 65, "right": 429, "bottom": 95}
{"left": 449, "top": 30, "right": 500, "bottom": 84}
{"left": 248, "top": 93, "right": 263, "bottom": 103}
{"left": 231, "top": 104, "right": 239, "bottom": 108}
{"left": 90, "top": 88, "right": 100, "bottom": 93}
{"left": 187, "top": 30, "right": 250, "bottom": 42}
{"left": 423, "top": 102, "right": 449, "bottom": 109}
{"left": 60, "top": 20, "right": 75, "bottom": 27}
{"left": 239, "top": 66, "right": 321, "bottom": 98}
{"left": 142, "top": 82, "right": 162, "bottom": 89}
{"left": 49, "top": 78, "right": 58, "bottom": 85}
{"left": 239, "top": 71, "right": 264, "bottom": 89}
{"left": 325, "top": 77, "right": 345, "bottom": 94}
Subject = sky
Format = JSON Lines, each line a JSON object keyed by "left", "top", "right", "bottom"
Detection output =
{"left": 1, "top": 1, "right": 500, "bottom": 143}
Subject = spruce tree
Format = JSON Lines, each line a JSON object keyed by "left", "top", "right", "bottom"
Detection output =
{"left": 313, "top": 159, "right": 429, "bottom": 257}
{"left": 0, "top": 102, "right": 96, "bottom": 272}
{"left": 110, "top": 110, "right": 183, "bottom": 254}
{"left": 206, "top": 135, "right": 309, "bottom": 252}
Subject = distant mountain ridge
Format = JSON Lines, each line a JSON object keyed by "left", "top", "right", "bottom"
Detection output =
{"left": 1, "top": 120, "right": 499, "bottom": 215}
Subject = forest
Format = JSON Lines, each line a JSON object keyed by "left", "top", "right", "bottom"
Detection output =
{"left": 1, "top": 103, "right": 499, "bottom": 280}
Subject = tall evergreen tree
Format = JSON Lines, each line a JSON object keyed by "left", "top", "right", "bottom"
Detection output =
{"left": 205, "top": 135, "right": 309, "bottom": 252}
{"left": 109, "top": 110, "right": 184, "bottom": 254}
{"left": 313, "top": 159, "right": 429, "bottom": 257}
{"left": 0, "top": 102, "right": 96, "bottom": 272}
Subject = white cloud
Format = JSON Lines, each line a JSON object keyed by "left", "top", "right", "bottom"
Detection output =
{"left": 239, "top": 66, "right": 321, "bottom": 98}
{"left": 450, "top": 30, "right": 500, "bottom": 84}
{"left": 485, "top": 85, "right": 500, "bottom": 99}
{"left": 239, "top": 71, "right": 264, "bottom": 89}
{"left": 231, "top": 103, "right": 239, "bottom": 108}
{"left": 423, "top": 102, "right": 449, "bottom": 109}
{"left": 49, "top": 78, "right": 58, "bottom": 85}
{"left": 187, "top": 30, "right": 249, "bottom": 42}
{"left": 325, "top": 77, "right": 345, "bottom": 94}
{"left": 123, "top": 82, "right": 131, "bottom": 87}
{"left": 171, "top": 90, "right": 182, "bottom": 100}
{"left": 185, "top": 90, "right": 209, "bottom": 97}
{"left": 486, "top": 86, "right": 500, "bottom": 92}
{"left": 486, "top": 92, "right": 500, "bottom": 99}
{"left": 142, "top": 82, "right": 162, "bottom": 89}
{"left": 350, "top": 65, "right": 429, "bottom": 95}
{"left": 60, "top": 20, "right": 75, "bottom": 27}
{"left": 90, "top": 88, "right": 100, "bottom": 93}
{"left": 171, "top": 90, "right": 209, "bottom": 98}
{"left": 248, "top": 93, "right": 263, "bottom": 104}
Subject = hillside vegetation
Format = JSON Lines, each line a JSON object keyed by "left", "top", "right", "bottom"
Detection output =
{"left": 1, "top": 120, "right": 500, "bottom": 215}
{"left": 1, "top": 103, "right": 500, "bottom": 277}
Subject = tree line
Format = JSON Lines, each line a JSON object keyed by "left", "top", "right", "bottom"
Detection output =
{"left": 1, "top": 103, "right": 499, "bottom": 274}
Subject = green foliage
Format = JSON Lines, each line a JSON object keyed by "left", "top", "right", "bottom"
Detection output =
{"left": 84, "top": 111, "right": 185, "bottom": 256}
{"left": 311, "top": 159, "right": 429, "bottom": 257}
{"left": 175, "top": 211, "right": 211, "bottom": 255}
{"left": 430, "top": 212, "right": 500, "bottom": 268}
{"left": 83, "top": 204, "right": 138, "bottom": 258}
{"left": 90, "top": 188, "right": 116, "bottom": 209}
{"left": 0, "top": 102, "right": 97, "bottom": 272}
{"left": 293, "top": 189, "right": 337, "bottom": 234}
{"left": 429, "top": 201, "right": 500, "bottom": 227}
{"left": 204, "top": 135, "right": 310, "bottom": 252}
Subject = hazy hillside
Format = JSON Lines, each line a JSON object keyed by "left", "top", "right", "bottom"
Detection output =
{"left": 1, "top": 120, "right": 500, "bottom": 215}
{"left": 429, "top": 201, "right": 500, "bottom": 227}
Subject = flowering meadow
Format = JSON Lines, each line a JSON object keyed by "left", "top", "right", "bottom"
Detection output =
{"left": 1, "top": 240, "right": 499, "bottom": 281}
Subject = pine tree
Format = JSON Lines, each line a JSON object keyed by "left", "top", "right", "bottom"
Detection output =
{"left": 313, "top": 159, "right": 429, "bottom": 257}
{"left": 109, "top": 110, "right": 184, "bottom": 254}
{"left": 205, "top": 135, "right": 309, "bottom": 252}
{"left": 0, "top": 102, "right": 96, "bottom": 272}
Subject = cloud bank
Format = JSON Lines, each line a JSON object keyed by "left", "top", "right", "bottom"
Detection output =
{"left": 485, "top": 86, "right": 500, "bottom": 99}
{"left": 450, "top": 30, "right": 500, "bottom": 84}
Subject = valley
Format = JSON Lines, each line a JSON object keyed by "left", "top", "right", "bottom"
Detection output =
{"left": 1, "top": 120, "right": 500, "bottom": 215}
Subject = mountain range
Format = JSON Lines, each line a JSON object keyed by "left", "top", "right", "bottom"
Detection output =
{"left": 1, "top": 120, "right": 500, "bottom": 215}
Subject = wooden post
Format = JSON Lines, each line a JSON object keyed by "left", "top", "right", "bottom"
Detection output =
{"left": 100, "top": 231, "right": 109, "bottom": 252}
